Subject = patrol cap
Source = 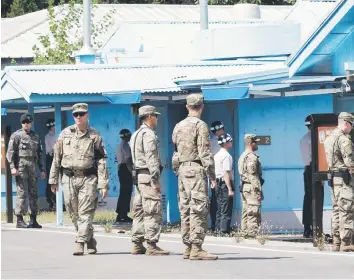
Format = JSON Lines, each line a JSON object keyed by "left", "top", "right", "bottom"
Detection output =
{"left": 72, "top": 103, "right": 88, "bottom": 113}
{"left": 218, "top": 133, "right": 233, "bottom": 145}
{"left": 138, "top": 105, "right": 160, "bottom": 117}
{"left": 46, "top": 118, "right": 55, "bottom": 128}
{"left": 304, "top": 115, "right": 311, "bottom": 127}
{"left": 119, "top": 129, "right": 131, "bottom": 138}
{"left": 20, "top": 113, "right": 33, "bottom": 123}
{"left": 338, "top": 112, "right": 354, "bottom": 125}
{"left": 210, "top": 121, "right": 224, "bottom": 132}
{"left": 186, "top": 94, "right": 204, "bottom": 106}
{"left": 244, "top": 134, "right": 260, "bottom": 144}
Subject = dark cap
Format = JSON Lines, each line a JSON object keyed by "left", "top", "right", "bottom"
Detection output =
{"left": 210, "top": 121, "right": 224, "bottom": 132}
{"left": 304, "top": 115, "right": 312, "bottom": 127}
{"left": 218, "top": 133, "right": 233, "bottom": 145}
{"left": 46, "top": 119, "right": 55, "bottom": 128}
{"left": 119, "top": 129, "right": 131, "bottom": 138}
{"left": 20, "top": 113, "right": 33, "bottom": 123}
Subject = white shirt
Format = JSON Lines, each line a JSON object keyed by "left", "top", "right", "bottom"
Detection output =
{"left": 116, "top": 141, "right": 132, "bottom": 165}
{"left": 211, "top": 134, "right": 220, "bottom": 156}
{"left": 214, "top": 148, "right": 234, "bottom": 180}
{"left": 300, "top": 131, "right": 311, "bottom": 166}
{"left": 45, "top": 131, "right": 57, "bottom": 154}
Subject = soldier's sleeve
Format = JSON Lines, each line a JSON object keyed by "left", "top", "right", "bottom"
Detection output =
{"left": 339, "top": 135, "right": 354, "bottom": 170}
{"left": 94, "top": 135, "right": 109, "bottom": 190}
{"left": 246, "top": 154, "right": 262, "bottom": 190}
{"left": 37, "top": 138, "right": 45, "bottom": 172}
{"left": 171, "top": 125, "right": 180, "bottom": 176}
{"left": 196, "top": 121, "right": 215, "bottom": 181}
{"left": 48, "top": 132, "right": 64, "bottom": 185}
{"left": 143, "top": 132, "right": 161, "bottom": 185}
{"left": 6, "top": 133, "right": 19, "bottom": 169}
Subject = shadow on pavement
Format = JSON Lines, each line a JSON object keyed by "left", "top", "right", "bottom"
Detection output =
{"left": 218, "top": 256, "right": 292, "bottom": 261}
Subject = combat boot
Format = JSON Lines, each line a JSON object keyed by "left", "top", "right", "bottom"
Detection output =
{"left": 87, "top": 237, "right": 97, "bottom": 254}
{"left": 146, "top": 242, "right": 170, "bottom": 256}
{"left": 16, "top": 215, "right": 28, "bottom": 228}
{"left": 183, "top": 245, "right": 191, "bottom": 259}
{"left": 131, "top": 242, "right": 147, "bottom": 255}
{"left": 332, "top": 236, "right": 341, "bottom": 252}
{"left": 189, "top": 244, "right": 218, "bottom": 260}
{"left": 27, "top": 215, "right": 42, "bottom": 229}
{"left": 340, "top": 242, "right": 354, "bottom": 252}
{"left": 73, "top": 242, "right": 84, "bottom": 256}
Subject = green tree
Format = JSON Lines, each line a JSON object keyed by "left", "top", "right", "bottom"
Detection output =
{"left": 32, "top": 0, "right": 116, "bottom": 65}
{"left": 7, "top": 0, "right": 39, "bottom": 17}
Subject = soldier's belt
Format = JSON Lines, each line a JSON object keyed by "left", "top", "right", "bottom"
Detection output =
{"left": 19, "top": 156, "right": 36, "bottom": 159}
{"left": 61, "top": 167, "right": 97, "bottom": 177}
{"left": 136, "top": 168, "right": 150, "bottom": 175}
{"left": 180, "top": 160, "right": 202, "bottom": 167}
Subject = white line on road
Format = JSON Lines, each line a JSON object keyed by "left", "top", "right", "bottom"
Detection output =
{"left": 3, "top": 226, "right": 354, "bottom": 258}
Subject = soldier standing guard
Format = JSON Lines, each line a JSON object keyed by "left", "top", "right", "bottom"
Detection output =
{"left": 45, "top": 119, "right": 57, "bottom": 210}
{"left": 172, "top": 94, "right": 218, "bottom": 260}
{"left": 324, "top": 112, "right": 354, "bottom": 252}
{"left": 49, "top": 103, "right": 109, "bottom": 256}
{"left": 130, "top": 105, "right": 169, "bottom": 256}
{"left": 6, "top": 113, "right": 46, "bottom": 228}
{"left": 238, "top": 134, "right": 264, "bottom": 238}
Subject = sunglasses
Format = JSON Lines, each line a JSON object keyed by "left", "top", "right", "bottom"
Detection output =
{"left": 22, "top": 120, "right": 32, "bottom": 124}
{"left": 73, "top": 112, "right": 86, "bottom": 118}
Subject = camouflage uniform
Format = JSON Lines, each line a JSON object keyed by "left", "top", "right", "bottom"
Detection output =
{"left": 130, "top": 105, "right": 168, "bottom": 255}
{"left": 49, "top": 103, "right": 109, "bottom": 255}
{"left": 6, "top": 125, "right": 44, "bottom": 218}
{"left": 324, "top": 112, "right": 354, "bottom": 251}
{"left": 238, "top": 134, "right": 262, "bottom": 237}
{"left": 172, "top": 94, "right": 217, "bottom": 260}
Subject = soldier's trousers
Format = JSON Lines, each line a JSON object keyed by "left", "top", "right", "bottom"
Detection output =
{"left": 178, "top": 164, "right": 208, "bottom": 246}
{"left": 62, "top": 174, "right": 98, "bottom": 243}
{"left": 331, "top": 176, "right": 354, "bottom": 245}
{"left": 15, "top": 158, "right": 38, "bottom": 216}
{"left": 131, "top": 174, "right": 162, "bottom": 244}
{"left": 215, "top": 183, "right": 233, "bottom": 233}
{"left": 241, "top": 183, "right": 261, "bottom": 237}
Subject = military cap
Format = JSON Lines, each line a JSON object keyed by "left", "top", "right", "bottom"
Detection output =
{"left": 338, "top": 112, "right": 354, "bottom": 125}
{"left": 46, "top": 118, "right": 55, "bottom": 128}
{"left": 138, "top": 105, "right": 160, "bottom": 117}
{"left": 186, "top": 94, "right": 204, "bottom": 106}
{"left": 304, "top": 115, "right": 312, "bottom": 127}
{"left": 244, "top": 134, "right": 260, "bottom": 144}
{"left": 119, "top": 128, "right": 131, "bottom": 138}
{"left": 210, "top": 121, "right": 224, "bottom": 132}
{"left": 72, "top": 103, "right": 88, "bottom": 113}
{"left": 20, "top": 113, "right": 33, "bottom": 123}
{"left": 218, "top": 133, "right": 233, "bottom": 145}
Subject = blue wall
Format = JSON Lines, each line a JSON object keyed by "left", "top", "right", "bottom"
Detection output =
{"left": 238, "top": 94, "right": 334, "bottom": 211}
{"left": 332, "top": 30, "right": 354, "bottom": 76}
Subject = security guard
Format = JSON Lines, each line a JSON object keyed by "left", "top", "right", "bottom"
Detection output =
{"left": 130, "top": 105, "right": 169, "bottom": 256}
{"left": 6, "top": 113, "right": 46, "bottom": 228}
{"left": 45, "top": 118, "right": 56, "bottom": 210}
{"left": 49, "top": 103, "right": 109, "bottom": 256}
{"left": 115, "top": 128, "right": 133, "bottom": 223}
{"left": 238, "top": 134, "right": 264, "bottom": 238}
{"left": 324, "top": 112, "right": 354, "bottom": 252}
{"left": 214, "top": 133, "right": 234, "bottom": 234}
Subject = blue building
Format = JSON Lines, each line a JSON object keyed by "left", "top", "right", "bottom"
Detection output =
{"left": 1, "top": 0, "right": 353, "bottom": 233}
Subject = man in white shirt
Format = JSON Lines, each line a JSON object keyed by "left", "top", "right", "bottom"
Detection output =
{"left": 115, "top": 129, "right": 133, "bottom": 223}
{"left": 45, "top": 119, "right": 56, "bottom": 210}
{"left": 300, "top": 116, "right": 324, "bottom": 238}
{"left": 209, "top": 121, "right": 225, "bottom": 231}
{"left": 214, "top": 133, "right": 234, "bottom": 234}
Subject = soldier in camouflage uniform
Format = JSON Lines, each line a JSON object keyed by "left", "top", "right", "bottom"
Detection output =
{"left": 6, "top": 113, "right": 46, "bottom": 229}
{"left": 238, "top": 134, "right": 264, "bottom": 238}
{"left": 324, "top": 112, "right": 354, "bottom": 252}
{"left": 130, "top": 105, "right": 169, "bottom": 256}
{"left": 49, "top": 103, "right": 109, "bottom": 256}
{"left": 172, "top": 94, "right": 218, "bottom": 260}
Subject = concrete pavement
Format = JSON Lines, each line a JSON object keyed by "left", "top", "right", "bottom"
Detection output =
{"left": 1, "top": 223, "right": 354, "bottom": 279}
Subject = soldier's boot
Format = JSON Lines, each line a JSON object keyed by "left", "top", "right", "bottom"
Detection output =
{"left": 27, "top": 215, "right": 42, "bottom": 229}
{"left": 332, "top": 236, "right": 341, "bottom": 252}
{"left": 73, "top": 242, "right": 85, "bottom": 256}
{"left": 146, "top": 242, "right": 170, "bottom": 256}
{"left": 87, "top": 237, "right": 97, "bottom": 255}
{"left": 183, "top": 245, "right": 192, "bottom": 259}
{"left": 131, "top": 242, "right": 147, "bottom": 255}
{"left": 189, "top": 244, "right": 218, "bottom": 260}
{"left": 16, "top": 215, "right": 28, "bottom": 228}
{"left": 340, "top": 240, "right": 354, "bottom": 252}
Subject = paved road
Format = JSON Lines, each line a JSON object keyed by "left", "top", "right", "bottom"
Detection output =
{"left": 2, "top": 224, "right": 354, "bottom": 279}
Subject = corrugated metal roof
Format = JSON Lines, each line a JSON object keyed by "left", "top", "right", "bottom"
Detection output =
{"left": 1, "top": 4, "right": 293, "bottom": 59}
{"left": 2, "top": 62, "right": 286, "bottom": 97}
